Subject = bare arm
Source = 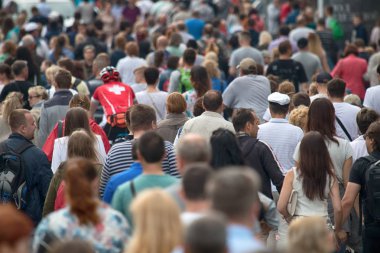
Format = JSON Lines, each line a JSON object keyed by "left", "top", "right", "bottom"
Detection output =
{"left": 342, "top": 157, "right": 353, "bottom": 188}
{"left": 277, "top": 170, "right": 294, "bottom": 218}
{"left": 329, "top": 177, "right": 343, "bottom": 231}
{"left": 341, "top": 182, "right": 361, "bottom": 224}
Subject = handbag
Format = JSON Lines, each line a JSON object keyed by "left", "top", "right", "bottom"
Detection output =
{"left": 287, "top": 189, "right": 298, "bottom": 217}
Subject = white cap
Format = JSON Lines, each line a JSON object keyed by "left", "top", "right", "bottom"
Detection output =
{"left": 268, "top": 92, "right": 290, "bottom": 105}
{"left": 48, "top": 11, "right": 60, "bottom": 20}
{"left": 24, "top": 22, "right": 39, "bottom": 32}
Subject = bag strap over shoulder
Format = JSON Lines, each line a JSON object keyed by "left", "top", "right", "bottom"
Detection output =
{"left": 12, "top": 141, "right": 34, "bottom": 155}
{"left": 336, "top": 116, "right": 352, "bottom": 141}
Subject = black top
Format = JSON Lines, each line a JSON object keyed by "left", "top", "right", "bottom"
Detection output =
{"left": 237, "top": 134, "right": 284, "bottom": 199}
{"left": 266, "top": 59, "right": 308, "bottom": 92}
{"left": 0, "top": 80, "right": 34, "bottom": 109}
{"left": 349, "top": 151, "right": 380, "bottom": 225}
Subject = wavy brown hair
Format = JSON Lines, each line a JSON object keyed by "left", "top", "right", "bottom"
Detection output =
{"left": 68, "top": 130, "right": 99, "bottom": 163}
{"left": 298, "top": 131, "right": 334, "bottom": 200}
{"left": 190, "top": 66, "right": 211, "bottom": 98}
{"left": 64, "top": 107, "right": 95, "bottom": 141}
{"left": 64, "top": 158, "right": 100, "bottom": 225}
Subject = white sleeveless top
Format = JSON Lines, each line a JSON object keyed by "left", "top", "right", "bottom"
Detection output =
{"left": 293, "top": 167, "right": 332, "bottom": 217}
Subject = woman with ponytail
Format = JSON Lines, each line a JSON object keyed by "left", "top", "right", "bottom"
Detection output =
{"left": 34, "top": 158, "right": 129, "bottom": 253}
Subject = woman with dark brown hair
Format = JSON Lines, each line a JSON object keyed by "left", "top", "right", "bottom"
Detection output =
{"left": 34, "top": 158, "right": 129, "bottom": 253}
{"left": 183, "top": 66, "right": 211, "bottom": 117}
{"left": 277, "top": 131, "right": 342, "bottom": 247}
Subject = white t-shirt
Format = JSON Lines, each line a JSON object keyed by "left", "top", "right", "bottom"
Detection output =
{"left": 51, "top": 135, "right": 106, "bottom": 173}
{"left": 136, "top": 90, "right": 168, "bottom": 122}
{"left": 116, "top": 56, "right": 147, "bottom": 84}
{"left": 363, "top": 85, "right": 380, "bottom": 114}
{"left": 333, "top": 102, "right": 361, "bottom": 141}
{"left": 181, "top": 212, "right": 204, "bottom": 227}
{"left": 350, "top": 135, "right": 368, "bottom": 163}
{"left": 310, "top": 93, "right": 328, "bottom": 103}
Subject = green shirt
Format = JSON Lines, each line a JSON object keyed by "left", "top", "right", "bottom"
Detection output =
{"left": 111, "top": 174, "right": 178, "bottom": 224}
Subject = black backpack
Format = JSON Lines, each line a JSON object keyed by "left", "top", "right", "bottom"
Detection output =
{"left": 0, "top": 141, "right": 33, "bottom": 209}
{"left": 362, "top": 156, "right": 380, "bottom": 222}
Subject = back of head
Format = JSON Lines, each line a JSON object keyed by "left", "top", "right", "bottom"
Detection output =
{"left": 297, "top": 38, "right": 308, "bottom": 50}
{"left": 177, "top": 133, "right": 211, "bottom": 165}
{"left": 207, "top": 168, "right": 261, "bottom": 220}
{"left": 138, "top": 131, "right": 165, "bottom": 163}
{"left": 344, "top": 44, "right": 359, "bottom": 57}
{"left": 130, "top": 104, "right": 156, "bottom": 132}
{"left": 115, "top": 33, "right": 126, "bottom": 50}
{"left": 278, "top": 40, "right": 292, "bottom": 55}
{"left": 129, "top": 189, "right": 182, "bottom": 253}
{"left": 238, "top": 31, "right": 251, "bottom": 44}
{"left": 51, "top": 240, "right": 95, "bottom": 253}
{"left": 0, "top": 63, "right": 12, "bottom": 80}
{"left": 64, "top": 107, "right": 92, "bottom": 137}
{"left": 344, "top": 94, "right": 361, "bottom": 107}
{"left": 167, "top": 56, "right": 180, "bottom": 70}
{"left": 278, "top": 81, "right": 296, "bottom": 96}
{"left": 54, "top": 68, "right": 72, "bottom": 89}
{"left": 202, "top": 90, "right": 222, "bottom": 112}
{"left": 307, "top": 98, "right": 336, "bottom": 141}
{"left": 57, "top": 57, "right": 75, "bottom": 74}
{"left": 68, "top": 129, "right": 98, "bottom": 161}
{"left": 2, "top": 92, "right": 23, "bottom": 123}
{"left": 190, "top": 66, "right": 211, "bottom": 97}
{"left": 356, "top": 108, "right": 379, "bottom": 134}
{"left": 166, "top": 92, "right": 187, "bottom": 114}
{"left": 8, "top": 109, "right": 30, "bottom": 132}
{"left": 193, "top": 97, "right": 205, "bottom": 117}
{"left": 182, "top": 163, "right": 214, "bottom": 201}
{"left": 185, "top": 215, "right": 227, "bottom": 253}
{"left": 144, "top": 67, "right": 160, "bottom": 85}
{"left": 93, "top": 53, "right": 110, "bottom": 74}
{"left": 327, "top": 78, "right": 346, "bottom": 98}
{"left": 365, "top": 121, "right": 380, "bottom": 152}
{"left": 125, "top": 41, "right": 139, "bottom": 57}
{"left": 64, "top": 158, "right": 99, "bottom": 225}
{"left": 289, "top": 105, "right": 309, "bottom": 130}
{"left": 69, "top": 94, "right": 91, "bottom": 111}
{"left": 232, "top": 108, "right": 256, "bottom": 132}
{"left": 292, "top": 92, "right": 310, "bottom": 107}
{"left": 183, "top": 49, "right": 197, "bottom": 66}
{"left": 11, "top": 60, "right": 27, "bottom": 77}
{"left": 279, "top": 25, "right": 290, "bottom": 36}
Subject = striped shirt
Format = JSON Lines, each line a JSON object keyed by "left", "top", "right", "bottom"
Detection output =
{"left": 99, "top": 140, "right": 179, "bottom": 197}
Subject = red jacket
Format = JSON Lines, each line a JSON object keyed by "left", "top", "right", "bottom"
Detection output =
{"left": 42, "top": 119, "right": 110, "bottom": 162}
{"left": 54, "top": 181, "right": 66, "bottom": 211}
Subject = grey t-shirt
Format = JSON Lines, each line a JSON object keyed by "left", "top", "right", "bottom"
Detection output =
{"left": 229, "top": 47, "right": 264, "bottom": 67}
{"left": 222, "top": 75, "right": 270, "bottom": 122}
{"left": 292, "top": 51, "right": 322, "bottom": 82}
{"left": 136, "top": 90, "right": 168, "bottom": 122}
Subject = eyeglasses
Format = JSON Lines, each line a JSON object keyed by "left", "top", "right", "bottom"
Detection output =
{"left": 28, "top": 95, "right": 41, "bottom": 100}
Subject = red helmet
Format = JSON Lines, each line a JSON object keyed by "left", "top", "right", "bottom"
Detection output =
{"left": 100, "top": 66, "right": 120, "bottom": 83}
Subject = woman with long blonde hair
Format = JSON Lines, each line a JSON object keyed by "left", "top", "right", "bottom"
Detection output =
{"left": 127, "top": 189, "right": 182, "bottom": 253}
{"left": 308, "top": 33, "right": 330, "bottom": 72}
{"left": 0, "top": 92, "right": 23, "bottom": 141}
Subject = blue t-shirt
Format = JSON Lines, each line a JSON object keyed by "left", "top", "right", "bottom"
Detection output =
{"left": 103, "top": 162, "right": 142, "bottom": 203}
{"left": 185, "top": 18, "right": 205, "bottom": 40}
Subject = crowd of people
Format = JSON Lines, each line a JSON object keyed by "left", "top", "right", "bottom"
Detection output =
{"left": 0, "top": 0, "right": 380, "bottom": 253}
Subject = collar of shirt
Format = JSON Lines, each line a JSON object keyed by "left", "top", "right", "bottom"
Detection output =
{"left": 166, "top": 113, "right": 187, "bottom": 120}
{"left": 201, "top": 111, "right": 224, "bottom": 118}
{"left": 268, "top": 118, "right": 288, "bottom": 123}
{"left": 236, "top": 131, "right": 249, "bottom": 138}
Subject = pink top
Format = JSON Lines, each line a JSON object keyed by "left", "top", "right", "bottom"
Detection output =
{"left": 331, "top": 54, "right": 367, "bottom": 99}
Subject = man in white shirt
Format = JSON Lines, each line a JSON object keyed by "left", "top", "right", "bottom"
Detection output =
{"left": 116, "top": 42, "right": 147, "bottom": 84}
{"left": 258, "top": 92, "right": 304, "bottom": 172}
{"left": 350, "top": 108, "right": 379, "bottom": 163}
{"left": 289, "top": 15, "right": 315, "bottom": 43}
{"left": 310, "top": 72, "right": 332, "bottom": 102}
{"left": 327, "top": 78, "right": 360, "bottom": 141}
{"left": 363, "top": 64, "right": 380, "bottom": 114}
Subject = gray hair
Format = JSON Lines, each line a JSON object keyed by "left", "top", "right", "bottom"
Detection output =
{"left": 176, "top": 134, "right": 211, "bottom": 163}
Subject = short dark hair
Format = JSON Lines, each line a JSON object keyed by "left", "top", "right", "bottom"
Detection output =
{"left": 279, "top": 25, "right": 290, "bottom": 36}
{"left": 297, "top": 38, "right": 308, "bottom": 49}
{"left": 11, "top": 60, "right": 27, "bottom": 76}
{"left": 182, "top": 164, "right": 213, "bottom": 200}
{"left": 356, "top": 108, "right": 379, "bottom": 134}
{"left": 54, "top": 68, "right": 72, "bottom": 89}
{"left": 9, "top": 109, "right": 30, "bottom": 131}
{"left": 130, "top": 104, "right": 157, "bottom": 132}
{"left": 238, "top": 31, "right": 251, "bottom": 43}
{"left": 232, "top": 109, "right": 255, "bottom": 132}
{"left": 292, "top": 92, "right": 311, "bottom": 107}
{"left": 203, "top": 90, "right": 222, "bottom": 111}
{"left": 278, "top": 40, "right": 292, "bottom": 55}
{"left": 144, "top": 67, "right": 160, "bottom": 85}
{"left": 167, "top": 56, "right": 180, "bottom": 70}
{"left": 317, "top": 18, "right": 325, "bottom": 26}
{"left": 366, "top": 121, "right": 380, "bottom": 152}
{"left": 327, "top": 78, "right": 346, "bottom": 98}
{"left": 138, "top": 131, "right": 165, "bottom": 163}
{"left": 183, "top": 48, "right": 196, "bottom": 65}
{"left": 269, "top": 102, "right": 289, "bottom": 115}
{"left": 58, "top": 58, "right": 74, "bottom": 74}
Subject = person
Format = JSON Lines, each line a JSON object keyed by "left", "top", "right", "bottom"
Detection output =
{"left": 202, "top": 59, "right": 226, "bottom": 93}
{"left": 206, "top": 168, "right": 265, "bottom": 253}
{"left": 90, "top": 66, "right": 135, "bottom": 142}
{"left": 0, "top": 60, "right": 34, "bottom": 109}
{"left": 180, "top": 164, "right": 214, "bottom": 226}
{"left": 136, "top": 67, "right": 168, "bottom": 122}
{"left": 0, "top": 109, "right": 52, "bottom": 224}
{"left": 266, "top": 40, "right": 308, "bottom": 92}
{"left": 233, "top": 108, "right": 284, "bottom": 199}
{"left": 289, "top": 15, "right": 315, "bottom": 43}
{"left": 363, "top": 64, "right": 380, "bottom": 114}
{"left": 352, "top": 14, "right": 368, "bottom": 45}
{"left": 43, "top": 129, "right": 104, "bottom": 216}
{"left": 289, "top": 105, "right": 309, "bottom": 131}
{"left": 229, "top": 31, "right": 264, "bottom": 76}
{"left": 99, "top": 104, "right": 179, "bottom": 198}
{"left": 277, "top": 131, "right": 342, "bottom": 247}
{"left": 325, "top": 5, "right": 344, "bottom": 41}
{"left": 287, "top": 216, "right": 337, "bottom": 253}
{"left": 0, "top": 63, "right": 13, "bottom": 93}
{"left": 351, "top": 108, "right": 379, "bottom": 163}
{"left": 127, "top": 189, "right": 182, "bottom": 253}
{"left": 49, "top": 35, "right": 74, "bottom": 64}
{"left": 159, "top": 56, "right": 179, "bottom": 91}
{"left": 0, "top": 92, "right": 23, "bottom": 142}
{"left": 183, "top": 66, "right": 211, "bottom": 117}
{"left": 291, "top": 38, "right": 322, "bottom": 82}
{"left": 185, "top": 11, "right": 205, "bottom": 40}
{"left": 327, "top": 78, "right": 361, "bottom": 141}
{"left": 316, "top": 17, "right": 338, "bottom": 69}
{"left": 268, "top": 25, "right": 297, "bottom": 54}
{"left": 110, "top": 33, "right": 127, "bottom": 68}
{"left": 184, "top": 215, "right": 227, "bottom": 253}
{"left": 210, "top": 129, "right": 245, "bottom": 170}
{"left": 308, "top": 32, "right": 330, "bottom": 72}
{"left": 37, "top": 68, "right": 74, "bottom": 148}
{"left": 111, "top": 131, "right": 178, "bottom": 224}
{"left": 179, "top": 90, "right": 235, "bottom": 141}
{"left": 0, "top": 205, "right": 33, "bottom": 253}
{"left": 156, "top": 92, "right": 189, "bottom": 143}
{"left": 266, "top": 0, "right": 280, "bottom": 36}
{"left": 130, "top": 66, "right": 147, "bottom": 94}
{"left": 342, "top": 121, "right": 380, "bottom": 253}
{"left": 33, "top": 158, "right": 129, "bottom": 253}
{"left": 57, "top": 58, "right": 90, "bottom": 96}
{"left": 223, "top": 58, "right": 271, "bottom": 123}
{"left": 309, "top": 72, "right": 332, "bottom": 102}
{"left": 331, "top": 44, "right": 367, "bottom": 100}
{"left": 51, "top": 108, "right": 106, "bottom": 173}
{"left": 117, "top": 42, "right": 147, "bottom": 84}
{"left": 258, "top": 92, "right": 304, "bottom": 172}
{"left": 168, "top": 48, "right": 197, "bottom": 93}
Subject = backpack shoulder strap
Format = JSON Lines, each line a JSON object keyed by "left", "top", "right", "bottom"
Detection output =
{"left": 130, "top": 180, "right": 136, "bottom": 198}
{"left": 13, "top": 141, "right": 34, "bottom": 155}
{"left": 72, "top": 78, "right": 81, "bottom": 90}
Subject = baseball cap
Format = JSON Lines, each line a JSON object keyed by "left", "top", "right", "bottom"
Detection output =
{"left": 316, "top": 72, "right": 332, "bottom": 84}
{"left": 236, "top": 58, "right": 257, "bottom": 73}
{"left": 268, "top": 92, "right": 290, "bottom": 105}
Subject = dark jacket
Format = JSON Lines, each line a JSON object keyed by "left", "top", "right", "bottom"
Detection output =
{"left": 4, "top": 133, "right": 52, "bottom": 225}
{"left": 237, "top": 134, "right": 284, "bottom": 199}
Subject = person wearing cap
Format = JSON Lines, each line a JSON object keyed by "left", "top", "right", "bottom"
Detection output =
{"left": 222, "top": 58, "right": 271, "bottom": 123}
{"left": 292, "top": 38, "right": 322, "bottom": 82}
{"left": 23, "top": 22, "right": 50, "bottom": 60}
{"left": 258, "top": 92, "right": 304, "bottom": 173}
{"left": 310, "top": 72, "right": 332, "bottom": 102}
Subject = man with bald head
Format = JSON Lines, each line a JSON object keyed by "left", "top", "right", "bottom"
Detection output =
{"left": 146, "top": 35, "right": 169, "bottom": 67}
